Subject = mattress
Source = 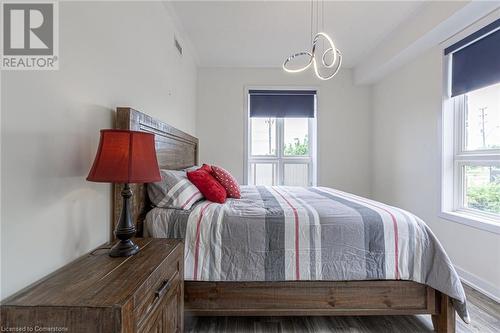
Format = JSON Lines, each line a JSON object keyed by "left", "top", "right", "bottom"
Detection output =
{"left": 144, "top": 185, "right": 469, "bottom": 322}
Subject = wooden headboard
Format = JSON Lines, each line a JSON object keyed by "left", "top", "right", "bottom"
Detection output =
{"left": 112, "top": 107, "right": 198, "bottom": 238}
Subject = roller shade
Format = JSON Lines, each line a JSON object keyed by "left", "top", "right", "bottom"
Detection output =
{"left": 249, "top": 90, "right": 316, "bottom": 118}
{"left": 445, "top": 19, "right": 500, "bottom": 97}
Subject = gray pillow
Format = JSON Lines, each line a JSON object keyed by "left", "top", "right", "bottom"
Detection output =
{"left": 147, "top": 169, "right": 203, "bottom": 209}
{"left": 182, "top": 165, "right": 201, "bottom": 173}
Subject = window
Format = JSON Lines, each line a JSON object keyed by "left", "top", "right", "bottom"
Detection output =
{"left": 246, "top": 90, "right": 317, "bottom": 186}
{"left": 453, "top": 84, "right": 500, "bottom": 217}
{"left": 442, "top": 19, "right": 500, "bottom": 231}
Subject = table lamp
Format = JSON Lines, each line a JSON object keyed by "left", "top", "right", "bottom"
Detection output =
{"left": 87, "top": 129, "right": 161, "bottom": 257}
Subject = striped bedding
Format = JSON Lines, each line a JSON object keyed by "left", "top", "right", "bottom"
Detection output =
{"left": 145, "top": 185, "right": 469, "bottom": 322}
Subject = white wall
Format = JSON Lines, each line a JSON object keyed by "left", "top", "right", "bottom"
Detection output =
{"left": 196, "top": 68, "right": 372, "bottom": 197}
{"left": 0, "top": 1, "right": 198, "bottom": 299}
{"left": 372, "top": 46, "right": 500, "bottom": 298}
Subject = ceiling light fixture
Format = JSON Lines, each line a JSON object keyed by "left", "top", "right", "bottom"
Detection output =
{"left": 283, "top": 0, "right": 342, "bottom": 80}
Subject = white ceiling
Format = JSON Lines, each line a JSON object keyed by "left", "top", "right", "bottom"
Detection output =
{"left": 170, "top": 1, "right": 425, "bottom": 68}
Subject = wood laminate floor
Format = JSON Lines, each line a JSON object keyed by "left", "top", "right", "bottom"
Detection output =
{"left": 186, "top": 285, "right": 500, "bottom": 332}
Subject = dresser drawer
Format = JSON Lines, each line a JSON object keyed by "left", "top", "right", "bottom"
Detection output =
{"left": 164, "top": 283, "right": 182, "bottom": 333}
{"left": 137, "top": 282, "right": 182, "bottom": 333}
{"left": 134, "top": 246, "right": 182, "bottom": 327}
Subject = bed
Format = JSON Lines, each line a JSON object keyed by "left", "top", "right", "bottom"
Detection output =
{"left": 113, "top": 107, "right": 468, "bottom": 333}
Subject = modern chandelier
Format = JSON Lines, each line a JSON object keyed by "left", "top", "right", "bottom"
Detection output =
{"left": 283, "top": 0, "right": 342, "bottom": 80}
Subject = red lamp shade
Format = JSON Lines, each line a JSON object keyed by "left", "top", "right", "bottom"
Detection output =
{"left": 87, "top": 130, "right": 161, "bottom": 184}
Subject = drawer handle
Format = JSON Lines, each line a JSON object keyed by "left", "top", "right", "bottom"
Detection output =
{"left": 155, "top": 279, "right": 172, "bottom": 299}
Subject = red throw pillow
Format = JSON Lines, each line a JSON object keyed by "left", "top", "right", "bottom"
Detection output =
{"left": 211, "top": 165, "right": 241, "bottom": 199}
{"left": 187, "top": 169, "right": 227, "bottom": 204}
{"left": 200, "top": 163, "right": 213, "bottom": 174}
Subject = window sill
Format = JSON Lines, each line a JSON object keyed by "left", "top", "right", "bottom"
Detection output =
{"left": 439, "top": 211, "right": 500, "bottom": 235}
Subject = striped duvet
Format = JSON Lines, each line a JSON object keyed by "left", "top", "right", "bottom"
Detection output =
{"left": 145, "top": 185, "right": 469, "bottom": 322}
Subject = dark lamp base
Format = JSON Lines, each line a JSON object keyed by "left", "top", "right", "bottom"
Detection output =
{"left": 109, "top": 239, "right": 140, "bottom": 257}
{"left": 110, "top": 183, "right": 140, "bottom": 258}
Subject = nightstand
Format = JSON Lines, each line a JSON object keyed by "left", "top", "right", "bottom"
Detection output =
{"left": 1, "top": 238, "right": 184, "bottom": 333}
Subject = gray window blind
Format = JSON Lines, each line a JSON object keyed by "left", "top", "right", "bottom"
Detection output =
{"left": 249, "top": 90, "right": 316, "bottom": 118}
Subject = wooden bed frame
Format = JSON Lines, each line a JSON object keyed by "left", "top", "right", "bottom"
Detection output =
{"left": 113, "top": 107, "right": 456, "bottom": 332}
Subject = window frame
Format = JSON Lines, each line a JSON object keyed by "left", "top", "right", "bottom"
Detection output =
{"left": 244, "top": 86, "right": 318, "bottom": 187}
{"left": 440, "top": 55, "right": 500, "bottom": 235}
{"left": 248, "top": 161, "right": 278, "bottom": 186}
{"left": 248, "top": 117, "right": 278, "bottom": 158}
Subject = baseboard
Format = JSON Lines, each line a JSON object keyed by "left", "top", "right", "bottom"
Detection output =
{"left": 455, "top": 266, "right": 500, "bottom": 303}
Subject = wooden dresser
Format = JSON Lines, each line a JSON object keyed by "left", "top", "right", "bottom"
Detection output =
{"left": 1, "top": 238, "right": 184, "bottom": 333}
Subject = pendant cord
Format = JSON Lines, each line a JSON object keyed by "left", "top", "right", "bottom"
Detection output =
{"left": 321, "top": 0, "right": 325, "bottom": 52}
{"left": 316, "top": 0, "right": 319, "bottom": 36}
{"left": 322, "top": 0, "right": 325, "bottom": 50}
{"left": 322, "top": 0, "right": 324, "bottom": 32}
{"left": 310, "top": 0, "right": 313, "bottom": 44}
